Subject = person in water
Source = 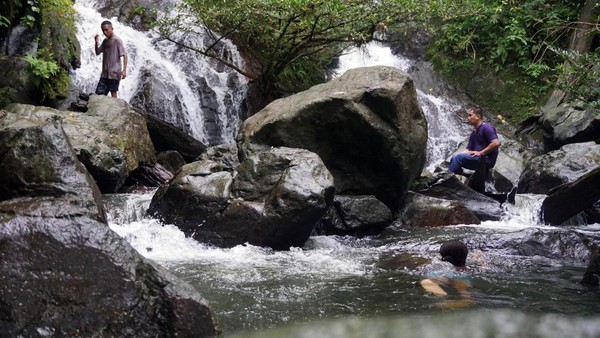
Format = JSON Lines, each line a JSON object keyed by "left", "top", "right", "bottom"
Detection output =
{"left": 94, "top": 20, "right": 128, "bottom": 98}
{"left": 420, "top": 240, "right": 473, "bottom": 308}
{"left": 448, "top": 106, "right": 500, "bottom": 175}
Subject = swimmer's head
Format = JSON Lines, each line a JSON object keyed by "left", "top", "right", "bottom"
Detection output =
{"left": 440, "top": 240, "right": 468, "bottom": 267}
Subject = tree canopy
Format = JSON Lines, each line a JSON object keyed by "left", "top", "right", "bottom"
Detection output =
{"left": 429, "top": 0, "right": 599, "bottom": 114}
{"left": 157, "top": 0, "right": 480, "bottom": 93}
{"left": 157, "top": 0, "right": 598, "bottom": 116}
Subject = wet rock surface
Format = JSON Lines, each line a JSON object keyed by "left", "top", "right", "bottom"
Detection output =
{"left": 0, "top": 119, "right": 217, "bottom": 337}
{"left": 149, "top": 146, "right": 335, "bottom": 250}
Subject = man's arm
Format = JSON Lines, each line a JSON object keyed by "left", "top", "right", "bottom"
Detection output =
{"left": 471, "top": 139, "right": 500, "bottom": 157}
{"left": 94, "top": 34, "right": 101, "bottom": 55}
{"left": 420, "top": 278, "right": 448, "bottom": 296}
{"left": 121, "top": 53, "right": 128, "bottom": 79}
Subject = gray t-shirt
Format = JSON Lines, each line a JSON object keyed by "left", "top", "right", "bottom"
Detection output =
{"left": 98, "top": 34, "right": 126, "bottom": 80}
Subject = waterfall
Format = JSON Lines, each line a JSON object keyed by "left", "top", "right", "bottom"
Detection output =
{"left": 72, "top": 0, "right": 248, "bottom": 146}
{"left": 335, "top": 42, "right": 471, "bottom": 172}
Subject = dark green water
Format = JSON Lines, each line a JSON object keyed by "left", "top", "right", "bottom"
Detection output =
{"left": 106, "top": 194, "right": 600, "bottom": 337}
{"left": 163, "top": 233, "right": 600, "bottom": 335}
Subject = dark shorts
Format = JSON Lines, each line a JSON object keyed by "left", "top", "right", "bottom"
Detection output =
{"left": 95, "top": 77, "right": 120, "bottom": 95}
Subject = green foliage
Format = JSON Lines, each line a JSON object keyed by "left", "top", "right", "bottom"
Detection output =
{"left": 554, "top": 48, "right": 600, "bottom": 106}
{"left": 0, "top": 0, "right": 41, "bottom": 27}
{"left": 1, "top": 0, "right": 77, "bottom": 105}
{"left": 132, "top": 5, "right": 146, "bottom": 16}
{"left": 38, "top": 0, "right": 80, "bottom": 68}
{"left": 158, "top": 0, "right": 481, "bottom": 94}
{"left": 22, "top": 0, "right": 40, "bottom": 27}
{"left": 23, "top": 48, "right": 59, "bottom": 100}
{"left": 433, "top": 1, "right": 578, "bottom": 68}
{"left": 0, "top": 15, "right": 10, "bottom": 27}
{"left": 429, "top": 0, "right": 599, "bottom": 118}
{"left": 160, "top": 0, "right": 389, "bottom": 90}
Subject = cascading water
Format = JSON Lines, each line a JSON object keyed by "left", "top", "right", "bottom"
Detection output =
{"left": 72, "top": 0, "right": 248, "bottom": 146}
{"left": 98, "top": 35, "right": 600, "bottom": 335}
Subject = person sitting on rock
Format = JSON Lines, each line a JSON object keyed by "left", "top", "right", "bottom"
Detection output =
{"left": 448, "top": 106, "right": 500, "bottom": 175}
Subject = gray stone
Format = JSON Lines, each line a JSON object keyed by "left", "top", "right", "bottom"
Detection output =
{"left": 0, "top": 120, "right": 217, "bottom": 337}
{"left": 541, "top": 102, "right": 600, "bottom": 150}
{"left": 148, "top": 147, "right": 335, "bottom": 250}
{"left": 140, "top": 109, "right": 206, "bottom": 162}
{"left": 3, "top": 96, "right": 156, "bottom": 193}
{"left": 316, "top": 195, "right": 393, "bottom": 236}
{"left": 398, "top": 192, "right": 480, "bottom": 227}
{"left": 239, "top": 66, "right": 428, "bottom": 211}
{"left": 518, "top": 141, "right": 600, "bottom": 194}
{"left": 416, "top": 173, "right": 504, "bottom": 221}
{"left": 542, "top": 166, "right": 600, "bottom": 225}
{"left": 156, "top": 150, "right": 186, "bottom": 174}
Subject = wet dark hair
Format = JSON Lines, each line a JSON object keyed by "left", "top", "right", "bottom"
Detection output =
{"left": 440, "top": 240, "right": 468, "bottom": 267}
{"left": 101, "top": 20, "right": 112, "bottom": 28}
{"left": 468, "top": 106, "right": 484, "bottom": 119}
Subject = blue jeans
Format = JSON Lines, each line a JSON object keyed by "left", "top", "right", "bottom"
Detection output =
{"left": 448, "top": 153, "right": 480, "bottom": 173}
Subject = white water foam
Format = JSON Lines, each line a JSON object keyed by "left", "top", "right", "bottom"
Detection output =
{"left": 105, "top": 191, "right": 372, "bottom": 283}
{"left": 334, "top": 42, "right": 412, "bottom": 76}
{"left": 108, "top": 218, "right": 372, "bottom": 283}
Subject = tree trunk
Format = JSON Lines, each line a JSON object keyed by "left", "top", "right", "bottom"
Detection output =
{"left": 546, "top": 0, "right": 599, "bottom": 107}
{"left": 568, "top": 0, "right": 599, "bottom": 53}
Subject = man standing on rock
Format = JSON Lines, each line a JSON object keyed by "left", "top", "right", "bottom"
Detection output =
{"left": 94, "top": 20, "right": 128, "bottom": 98}
{"left": 448, "top": 107, "right": 500, "bottom": 175}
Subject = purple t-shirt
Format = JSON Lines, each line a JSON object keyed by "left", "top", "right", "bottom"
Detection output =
{"left": 467, "top": 122, "right": 499, "bottom": 167}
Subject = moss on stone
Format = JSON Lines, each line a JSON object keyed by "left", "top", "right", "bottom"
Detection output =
{"left": 0, "top": 87, "right": 16, "bottom": 108}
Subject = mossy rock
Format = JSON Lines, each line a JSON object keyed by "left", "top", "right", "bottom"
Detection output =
{"left": 38, "top": 0, "right": 81, "bottom": 70}
{"left": 0, "top": 55, "right": 39, "bottom": 105}
{"left": 46, "top": 68, "right": 71, "bottom": 101}
{"left": 0, "top": 87, "right": 17, "bottom": 109}
{"left": 97, "top": 0, "right": 160, "bottom": 31}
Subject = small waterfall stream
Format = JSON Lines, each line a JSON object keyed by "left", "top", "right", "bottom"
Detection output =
{"left": 72, "top": 0, "right": 248, "bottom": 145}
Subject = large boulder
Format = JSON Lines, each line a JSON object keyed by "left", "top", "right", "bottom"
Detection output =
{"left": 517, "top": 141, "right": 600, "bottom": 194}
{"left": 315, "top": 195, "right": 393, "bottom": 236}
{"left": 490, "top": 138, "right": 532, "bottom": 192}
{"left": 415, "top": 174, "right": 504, "bottom": 221}
{"left": 148, "top": 147, "right": 335, "bottom": 250}
{"left": 0, "top": 116, "right": 105, "bottom": 219}
{"left": 541, "top": 166, "right": 600, "bottom": 225}
{"left": 0, "top": 119, "right": 217, "bottom": 337}
{"left": 141, "top": 109, "right": 206, "bottom": 162}
{"left": 397, "top": 192, "right": 480, "bottom": 227}
{"left": 541, "top": 101, "right": 600, "bottom": 151}
{"left": 238, "top": 66, "right": 428, "bottom": 211}
{"left": 3, "top": 95, "right": 156, "bottom": 192}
